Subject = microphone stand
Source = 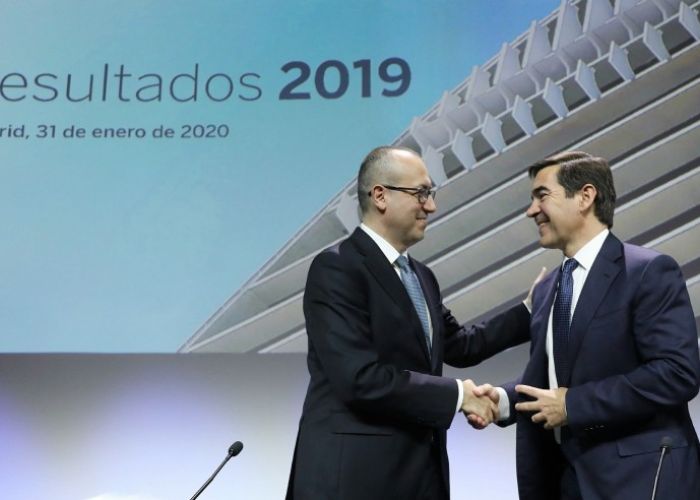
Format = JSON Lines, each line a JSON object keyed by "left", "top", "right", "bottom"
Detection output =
{"left": 189, "top": 442, "right": 243, "bottom": 500}
{"left": 650, "top": 437, "right": 672, "bottom": 500}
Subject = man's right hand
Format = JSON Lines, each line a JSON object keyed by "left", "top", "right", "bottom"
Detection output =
{"left": 461, "top": 379, "right": 498, "bottom": 428}
{"left": 466, "top": 383, "right": 500, "bottom": 429}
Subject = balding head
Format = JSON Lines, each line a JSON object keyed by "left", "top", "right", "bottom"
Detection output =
{"left": 357, "top": 146, "right": 436, "bottom": 252}
{"left": 357, "top": 146, "right": 421, "bottom": 215}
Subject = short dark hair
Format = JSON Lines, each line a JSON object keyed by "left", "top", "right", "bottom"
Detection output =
{"left": 528, "top": 151, "right": 616, "bottom": 227}
{"left": 357, "top": 146, "right": 418, "bottom": 214}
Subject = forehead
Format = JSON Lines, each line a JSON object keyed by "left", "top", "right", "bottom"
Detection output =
{"left": 391, "top": 151, "right": 430, "bottom": 185}
{"left": 532, "top": 164, "right": 562, "bottom": 189}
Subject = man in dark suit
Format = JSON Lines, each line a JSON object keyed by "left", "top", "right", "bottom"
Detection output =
{"left": 286, "top": 146, "right": 531, "bottom": 500}
{"left": 476, "top": 151, "right": 700, "bottom": 499}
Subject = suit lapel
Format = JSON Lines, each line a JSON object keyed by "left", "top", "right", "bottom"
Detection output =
{"left": 523, "top": 269, "right": 558, "bottom": 387}
{"left": 531, "top": 269, "right": 558, "bottom": 351}
{"left": 568, "top": 234, "right": 622, "bottom": 370}
{"left": 350, "top": 229, "right": 431, "bottom": 362}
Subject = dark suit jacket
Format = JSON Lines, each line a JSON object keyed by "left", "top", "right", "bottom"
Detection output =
{"left": 504, "top": 233, "right": 700, "bottom": 500}
{"left": 287, "top": 227, "right": 530, "bottom": 500}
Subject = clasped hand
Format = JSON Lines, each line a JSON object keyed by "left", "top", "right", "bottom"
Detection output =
{"left": 460, "top": 379, "right": 499, "bottom": 428}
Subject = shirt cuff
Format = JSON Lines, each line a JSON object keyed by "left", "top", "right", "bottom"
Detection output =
{"left": 455, "top": 379, "right": 464, "bottom": 414}
{"left": 495, "top": 387, "right": 510, "bottom": 422}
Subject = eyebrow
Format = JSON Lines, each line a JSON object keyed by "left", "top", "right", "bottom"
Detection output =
{"left": 530, "top": 186, "right": 551, "bottom": 199}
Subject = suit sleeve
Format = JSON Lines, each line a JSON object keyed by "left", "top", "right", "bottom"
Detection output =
{"left": 566, "top": 254, "right": 700, "bottom": 433}
{"left": 433, "top": 262, "right": 530, "bottom": 367}
{"left": 441, "top": 302, "right": 531, "bottom": 368}
{"left": 304, "top": 251, "right": 458, "bottom": 429}
{"left": 494, "top": 381, "right": 520, "bottom": 427}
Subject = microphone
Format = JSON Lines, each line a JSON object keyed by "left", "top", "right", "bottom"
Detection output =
{"left": 650, "top": 436, "right": 672, "bottom": 500}
{"left": 189, "top": 441, "right": 244, "bottom": 500}
{"left": 228, "top": 441, "right": 244, "bottom": 457}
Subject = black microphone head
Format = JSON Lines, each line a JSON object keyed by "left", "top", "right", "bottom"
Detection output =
{"left": 660, "top": 436, "right": 673, "bottom": 449}
{"left": 228, "top": 441, "right": 243, "bottom": 457}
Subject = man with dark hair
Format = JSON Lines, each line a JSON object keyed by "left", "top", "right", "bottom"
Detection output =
{"left": 527, "top": 151, "right": 616, "bottom": 228}
{"left": 475, "top": 150, "right": 700, "bottom": 499}
{"left": 286, "top": 146, "right": 532, "bottom": 499}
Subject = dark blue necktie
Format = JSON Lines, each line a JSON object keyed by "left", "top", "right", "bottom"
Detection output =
{"left": 553, "top": 258, "right": 578, "bottom": 386}
{"left": 396, "top": 255, "right": 432, "bottom": 356}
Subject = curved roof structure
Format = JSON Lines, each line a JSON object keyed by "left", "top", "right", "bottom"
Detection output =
{"left": 181, "top": 0, "right": 700, "bottom": 353}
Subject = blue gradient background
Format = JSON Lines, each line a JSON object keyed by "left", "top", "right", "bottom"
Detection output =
{"left": 1, "top": 0, "right": 559, "bottom": 352}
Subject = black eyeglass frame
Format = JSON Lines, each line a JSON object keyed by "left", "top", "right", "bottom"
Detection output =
{"left": 368, "top": 184, "right": 437, "bottom": 204}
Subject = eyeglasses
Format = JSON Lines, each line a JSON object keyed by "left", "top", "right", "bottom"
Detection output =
{"left": 371, "top": 185, "right": 437, "bottom": 204}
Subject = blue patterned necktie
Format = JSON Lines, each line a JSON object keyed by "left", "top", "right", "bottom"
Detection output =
{"left": 553, "top": 258, "right": 579, "bottom": 386}
{"left": 396, "top": 255, "right": 432, "bottom": 355}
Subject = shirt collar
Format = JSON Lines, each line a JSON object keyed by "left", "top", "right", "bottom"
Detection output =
{"left": 566, "top": 228, "right": 609, "bottom": 271}
{"left": 360, "top": 223, "right": 406, "bottom": 264}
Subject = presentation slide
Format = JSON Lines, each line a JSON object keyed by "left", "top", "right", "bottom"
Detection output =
{"left": 2, "top": 0, "right": 557, "bottom": 353}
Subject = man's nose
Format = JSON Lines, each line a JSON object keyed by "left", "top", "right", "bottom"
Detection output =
{"left": 423, "top": 194, "right": 437, "bottom": 213}
{"left": 526, "top": 199, "right": 539, "bottom": 218}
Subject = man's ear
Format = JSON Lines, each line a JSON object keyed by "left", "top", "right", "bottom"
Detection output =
{"left": 370, "top": 185, "right": 387, "bottom": 212}
{"left": 579, "top": 183, "right": 597, "bottom": 213}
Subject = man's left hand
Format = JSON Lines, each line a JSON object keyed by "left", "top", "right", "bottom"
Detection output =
{"left": 515, "top": 384, "right": 568, "bottom": 429}
{"left": 524, "top": 267, "right": 547, "bottom": 311}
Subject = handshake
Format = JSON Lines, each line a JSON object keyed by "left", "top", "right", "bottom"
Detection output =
{"left": 459, "top": 379, "right": 569, "bottom": 430}
{"left": 460, "top": 379, "right": 499, "bottom": 429}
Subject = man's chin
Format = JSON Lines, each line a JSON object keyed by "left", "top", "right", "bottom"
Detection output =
{"left": 538, "top": 237, "right": 556, "bottom": 249}
{"left": 407, "top": 231, "right": 425, "bottom": 247}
